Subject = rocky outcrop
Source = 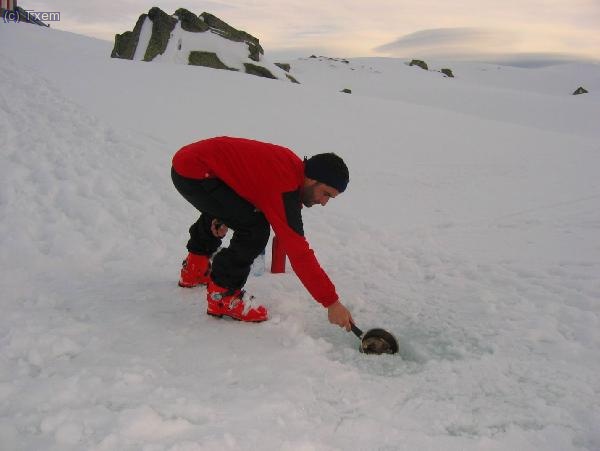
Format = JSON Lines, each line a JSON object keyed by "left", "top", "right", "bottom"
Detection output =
{"left": 189, "top": 51, "right": 236, "bottom": 71}
{"left": 308, "top": 56, "right": 349, "bottom": 64}
{"left": 275, "top": 63, "right": 291, "bottom": 72}
{"left": 409, "top": 59, "right": 428, "bottom": 70}
{"left": 144, "top": 7, "right": 177, "bottom": 62}
{"left": 112, "top": 8, "right": 179, "bottom": 61}
{"left": 111, "top": 7, "right": 292, "bottom": 82}
{"left": 285, "top": 74, "right": 300, "bottom": 84}
{"left": 111, "top": 14, "right": 147, "bottom": 59}
{"left": 274, "top": 63, "right": 299, "bottom": 82}
{"left": 572, "top": 87, "right": 588, "bottom": 95}
{"left": 440, "top": 68, "right": 454, "bottom": 78}
{"left": 174, "top": 8, "right": 208, "bottom": 32}
{"left": 200, "top": 12, "right": 264, "bottom": 62}
{"left": 244, "top": 63, "right": 276, "bottom": 79}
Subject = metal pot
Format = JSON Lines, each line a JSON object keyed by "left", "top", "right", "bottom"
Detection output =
{"left": 351, "top": 323, "right": 399, "bottom": 355}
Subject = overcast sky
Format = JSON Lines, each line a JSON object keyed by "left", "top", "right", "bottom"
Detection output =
{"left": 27, "top": 0, "right": 600, "bottom": 63}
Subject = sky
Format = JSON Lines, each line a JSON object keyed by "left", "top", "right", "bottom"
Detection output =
{"left": 18, "top": 0, "right": 600, "bottom": 63}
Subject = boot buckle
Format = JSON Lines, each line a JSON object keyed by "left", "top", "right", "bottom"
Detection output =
{"left": 228, "top": 297, "right": 242, "bottom": 310}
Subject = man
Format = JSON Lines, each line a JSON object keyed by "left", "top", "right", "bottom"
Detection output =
{"left": 171, "top": 136, "right": 353, "bottom": 330}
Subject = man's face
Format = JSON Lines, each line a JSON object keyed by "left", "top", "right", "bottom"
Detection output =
{"left": 300, "top": 179, "right": 340, "bottom": 208}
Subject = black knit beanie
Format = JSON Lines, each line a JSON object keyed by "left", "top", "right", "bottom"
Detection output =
{"left": 304, "top": 153, "right": 349, "bottom": 193}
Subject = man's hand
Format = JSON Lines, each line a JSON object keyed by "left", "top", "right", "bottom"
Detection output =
{"left": 211, "top": 219, "right": 228, "bottom": 238}
{"left": 327, "top": 300, "right": 353, "bottom": 331}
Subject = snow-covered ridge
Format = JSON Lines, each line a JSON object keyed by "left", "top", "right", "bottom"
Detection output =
{"left": 112, "top": 7, "right": 297, "bottom": 83}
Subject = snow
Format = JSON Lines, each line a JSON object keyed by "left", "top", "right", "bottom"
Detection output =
{"left": 287, "top": 56, "right": 600, "bottom": 137}
{"left": 1, "top": 22, "right": 600, "bottom": 450}
{"left": 133, "top": 17, "right": 152, "bottom": 61}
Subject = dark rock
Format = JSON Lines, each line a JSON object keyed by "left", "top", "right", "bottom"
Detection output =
{"left": 174, "top": 8, "right": 209, "bottom": 32}
{"left": 247, "top": 44, "right": 262, "bottom": 62}
{"left": 441, "top": 68, "right": 454, "bottom": 78}
{"left": 409, "top": 59, "right": 428, "bottom": 70}
{"left": 189, "top": 51, "right": 238, "bottom": 70}
{"left": 244, "top": 63, "right": 276, "bottom": 79}
{"left": 340, "top": 88, "right": 352, "bottom": 94}
{"left": 573, "top": 86, "right": 589, "bottom": 95}
{"left": 285, "top": 74, "right": 300, "bottom": 84}
{"left": 275, "top": 63, "right": 291, "bottom": 72}
{"left": 144, "top": 7, "right": 177, "bottom": 61}
{"left": 310, "top": 55, "right": 317, "bottom": 58}
{"left": 200, "top": 12, "right": 264, "bottom": 61}
{"left": 111, "top": 14, "right": 147, "bottom": 59}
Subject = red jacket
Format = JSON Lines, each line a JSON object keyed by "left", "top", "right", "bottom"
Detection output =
{"left": 172, "top": 136, "right": 339, "bottom": 307}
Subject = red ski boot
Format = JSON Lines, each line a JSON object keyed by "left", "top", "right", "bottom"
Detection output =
{"left": 206, "top": 280, "right": 269, "bottom": 322}
{"left": 178, "top": 253, "right": 211, "bottom": 287}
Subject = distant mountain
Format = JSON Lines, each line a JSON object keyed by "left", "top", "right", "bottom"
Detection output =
{"left": 111, "top": 7, "right": 298, "bottom": 83}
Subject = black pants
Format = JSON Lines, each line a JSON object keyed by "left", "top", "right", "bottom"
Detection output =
{"left": 171, "top": 168, "right": 270, "bottom": 290}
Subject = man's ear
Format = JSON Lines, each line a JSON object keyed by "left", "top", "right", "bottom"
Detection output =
{"left": 303, "top": 177, "right": 317, "bottom": 187}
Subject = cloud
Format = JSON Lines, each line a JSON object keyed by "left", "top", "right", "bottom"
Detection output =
{"left": 478, "top": 53, "right": 598, "bottom": 68}
{"left": 374, "top": 28, "right": 520, "bottom": 58}
{"left": 291, "top": 25, "right": 341, "bottom": 39}
{"left": 372, "top": 26, "right": 600, "bottom": 64}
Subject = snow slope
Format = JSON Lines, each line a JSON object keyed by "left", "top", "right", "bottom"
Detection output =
{"left": 1, "top": 23, "right": 599, "bottom": 450}
{"left": 287, "top": 56, "right": 600, "bottom": 138}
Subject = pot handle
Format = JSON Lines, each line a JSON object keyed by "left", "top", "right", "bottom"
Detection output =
{"left": 350, "top": 322, "right": 363, "bottom": 338}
